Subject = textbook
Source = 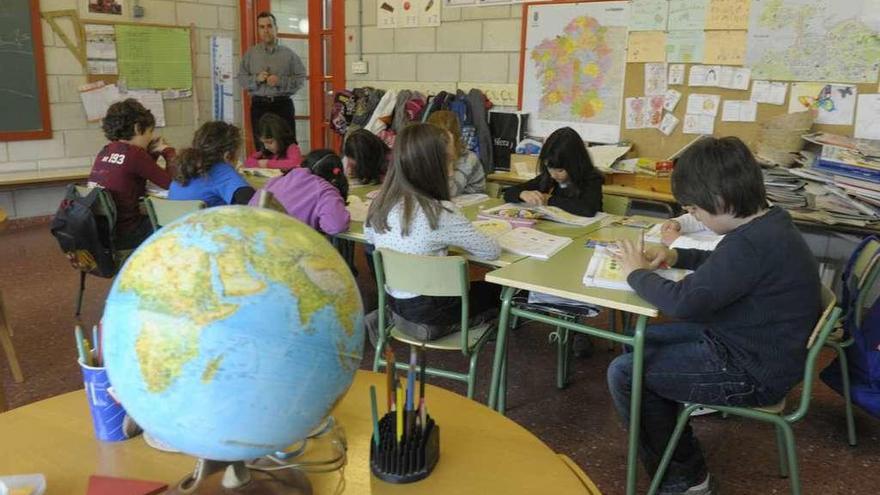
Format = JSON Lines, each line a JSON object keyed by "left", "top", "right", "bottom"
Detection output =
{"left": 582, "top": 246, "right": 691, "bottom": 291}
{"left": 496, "top": 227, "right": 572, "bottom": 260}
{"left": 240, "top": 168, "right": 283, "bottom": 178}
{"left": 474, "top": 220, "right": 570, "bottom": 259}
{"left": 480, "top": 203, "right": 605, "bottom": 227}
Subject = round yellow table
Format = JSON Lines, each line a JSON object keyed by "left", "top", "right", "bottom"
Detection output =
{"left": 0, "top": 370, "right": 599, "bottom": 494}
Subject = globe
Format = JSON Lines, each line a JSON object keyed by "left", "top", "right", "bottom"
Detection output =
{"left": 102, "top": 206, "right": 364, "bottom": 462}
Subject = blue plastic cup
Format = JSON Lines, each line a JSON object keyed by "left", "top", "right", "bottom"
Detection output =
{"left": 79, "top": 360, "right": 132, "bottom": 442}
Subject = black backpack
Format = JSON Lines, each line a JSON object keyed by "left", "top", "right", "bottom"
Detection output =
{"left": 50, "top": 185, "right": 118, "bottom": 279}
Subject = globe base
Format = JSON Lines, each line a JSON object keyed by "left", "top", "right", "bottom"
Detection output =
{"left": 169, "top": 459, "right": 312, "bottom": 495}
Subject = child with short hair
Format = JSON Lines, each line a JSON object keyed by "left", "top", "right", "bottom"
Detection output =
{"left": 249, "top": 149, "right": 350, "bottom": 235}
{"left": 244, "top": 113, "right": 303, "bottom": 170}
{"left": 88, "top": 98, "right": 176, "bottom": 249}
{"left": 427, "top": 110, "right": 485, "bottom": 196}
{"left": 365, "top": 123, "right": 501, "bottom": 340}
{"left": 343, "top": 129, "right": 389, "bottom": 185}
{"left": 608, "top": 137, "right": 821, "bottom": 494}
{"left": 502, "top": 126, "right": 603, "bottom": 216}
{"left": 169, "top": 121, "right": 255, "bottom": 206}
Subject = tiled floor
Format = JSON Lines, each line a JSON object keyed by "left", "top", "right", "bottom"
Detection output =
{"left": 1, "top": 222, "right": 878, "bottom": 494}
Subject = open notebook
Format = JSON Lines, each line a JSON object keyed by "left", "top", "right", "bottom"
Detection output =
{"left": 583, "top": 246, "right": 691, "bottom": 291}
{"left": 473, "top": 220, "right": 571, "bottom": 260}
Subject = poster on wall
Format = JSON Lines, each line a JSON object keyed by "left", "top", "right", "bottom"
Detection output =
{"left": 211, "top": 36, "right": 234, "bottom": 124}
{"left": 520, "top": 1, "right": 629, "bottom": 142}
{"left": 84, "top": 24, "right": 118, "bottom": 75}
{"left": 88, "top": 0, "right": 123, "bottom": 15}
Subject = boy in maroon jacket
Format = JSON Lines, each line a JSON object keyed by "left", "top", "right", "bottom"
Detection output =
{"left": 88, "top": 99, "right": 176, "bottom": 249}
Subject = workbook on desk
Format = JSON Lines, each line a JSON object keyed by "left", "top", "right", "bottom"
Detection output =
{"left": 583, "top": 246, "right": 691, "bottom": 291}
{"left": 480, "top": 203, "right": 605, "bottom": 227}
{"left": 473, "top": 220, "right": 570, "bottom": 259}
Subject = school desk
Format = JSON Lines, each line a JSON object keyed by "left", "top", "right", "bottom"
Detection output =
{"left": 0, "top": 370, "right": 600, "bottom": 495}
{"left": 485, "top": 223, "right": 661, "bottom": 495}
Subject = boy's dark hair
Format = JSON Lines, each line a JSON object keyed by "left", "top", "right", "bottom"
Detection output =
{"left": 366, "top": 123, "right": 451, "bottom": 235}
{"left": 343, "top": 129, "right": 389, "bottom": 184}
{"left": 256, "top": 11, "right": 277, "bottom": 27}
{"left": 174, "top": 121, "right": 242, "bottom": 186}
{"left": 537, "top": 126, "right": 596, "bottom": 196}
{"left": 257, "top": 113, "right": 297, "bottom": 158}
{"left": 101, "top": 98, "right": 155, "bottom": 141}
{"left": 302, "top": 149, "right": 349, "bottom": 202}
{"left": 672, "top": 136, "right": 767, "bottom": 218}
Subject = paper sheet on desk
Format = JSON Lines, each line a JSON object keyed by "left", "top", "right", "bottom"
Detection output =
{"left": 588, "top": 144, "right": 631, "bottom": 172}
{"left": 347, "top": 196, "right": 371, "bottom": 222}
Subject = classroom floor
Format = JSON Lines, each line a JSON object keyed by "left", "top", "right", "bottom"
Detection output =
{"left": 1, "top": 220, "right": 878, "bottom": 495}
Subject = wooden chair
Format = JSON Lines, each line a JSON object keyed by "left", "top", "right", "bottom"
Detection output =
{"left": 823, "top": 237, "right": 880, "bottom": 447}
{"left": 647, "top": 285, "right": 842, "bottom": 495}
{"left": 144, "top": 196, "right": 205, "bottom": 231}
{"left": 255, "top": 189, "right": 287, "bottom": 214}
{"left": 371, "top": 248, "right": 502, "bottom": 401}
{"left": 0, "top": 208, "right": 24, "bottom": 412}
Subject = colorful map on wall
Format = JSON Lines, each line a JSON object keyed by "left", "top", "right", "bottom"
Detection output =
{"left": 745, "top": 0, "right": 880, "bottom": 83}
{"left": 520, "top": 1, "right": 629, "bottom": 143}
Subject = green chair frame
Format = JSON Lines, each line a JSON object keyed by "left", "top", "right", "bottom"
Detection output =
{"left": 647, "top": 286, "right": 842, "bottom": 495}
{"left": 370, "top": 248, "right": 502, "bottom": 401}
{"left": 144, "top": 196, "right": 206, "bottom": 231}
{"left": 72, "top": 185, "right": 132, "bottom": 317}
{"left": 822, "top": 237, "right": 880, "bottom": 447}
{"left": 602, "top": 194, "right": 630, "bottom": 216}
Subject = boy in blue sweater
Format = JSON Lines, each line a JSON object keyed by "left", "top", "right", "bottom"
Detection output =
{"left": 607, "top": 137, "right": 821, "bottom": 495}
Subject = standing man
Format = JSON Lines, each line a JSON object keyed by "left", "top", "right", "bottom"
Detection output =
{"left": 239, "top": 11, "right": 307, "bottom": 149}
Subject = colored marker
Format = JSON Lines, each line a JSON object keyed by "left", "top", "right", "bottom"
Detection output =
{"left": 396, "top": 385, "right": 404, "bottom": 443}
{"left": 74, "top": 325, "right": 88, "bottom": 365}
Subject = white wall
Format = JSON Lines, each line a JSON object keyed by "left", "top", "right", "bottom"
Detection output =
{"left": 0, "top": 0, "right": 241, "bottom": 219}
{"left": 344, "top": 1, "right": 521, "bottom": 99}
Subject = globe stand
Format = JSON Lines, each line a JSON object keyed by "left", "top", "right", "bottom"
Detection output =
{"left": 168, "top": 459, "right": 312, "bottom": 495}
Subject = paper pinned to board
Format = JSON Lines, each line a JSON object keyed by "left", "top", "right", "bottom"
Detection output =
{"left": 645, "top": 63, "right": 668, "bottom": 95}
{"left": 721, "top": 100, "right": 758, "bottom": 122}
{"left": 686, "top": 93, "right": 721, "bottom": 116}
{"left": 627, "top": 31, "right": 668, "bottom": 62}
{"left": 659, "top": 113, "right": 680, "bottom": 135}
{"left": 683, "top": 114, "right": 716, "bottom": 134}
{"left": 750, "top": 80, "right": 787, "bottom": 105}
{"left": 78, "top": 81, "right": 166, "bottom": 126}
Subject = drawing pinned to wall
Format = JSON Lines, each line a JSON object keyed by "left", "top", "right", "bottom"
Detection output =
{"left": 521, "top": 1, "right": 630, "bottom": 142}
{"left": 627, "top": 31, "right": 667, "bottom": 62}
{"left": 854, "top": 94, "right": 880, "bottom": 140}
{"left": 444, "top": 0, "right": 477, "bottom": 6}
{"left": 703, "top": 30, "right": 746, "bottom": 65}
{"left": 378, "top": 0, "right": 397, "bottom": 28}
{"left": 750, "top": 80, "right": 787, "bottom": 105}
{"left": 420, "top": 0, "right": 441, "bottom": 27}
{"left": 644, "top": 63, "right": 668, "bottom": 95}
{"left": 668, "top": 0, "right": 709, "bottom": 30}
{"left": 789, "top": 82, "right": 858, "bottom": 125}
{"left": 706, "top": 0, "right": 752, "bottom": 30}
{"left": 398, "top": 0, "right": 419, "bottom": 28}
{"left": 625, "top": 97, "right": 646, "bottom": 129}
{"left": 718, "top": 66, "right": 751, "bottom": 90}
{"left": 683, "top": 113, "right": 715, "bottom": 134}
{"left": 721, "top": 100, "right": 758, "bottom": 121}
{"left": 666, "top": 30, "right": 705, "bottom": 63}
{"left": 629, "top": 0, "right": 669, "bottom": 31}
{"left": 89, "top": 0, "right": 123, "bottom": 15}
{"left": 686, "top": 93, "right": 721, "bottom": 116}
{"left": 663, "top": 88, "right": 682, "bottom": 111}
{"left": 746, "top": 0, "right": 880, "bottom": 83}
{"left": 668, "top": 64, "right": 686, "bottom": 85}
{"left": 659, "top": 112, "right": 680, "bottom": 135}
{"left": 688, "top": 65, "right": 721, "bottom": 87}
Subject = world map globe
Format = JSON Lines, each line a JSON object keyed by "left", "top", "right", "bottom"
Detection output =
{"left": 102, "top": 206, "right": 364, "bottom": 461}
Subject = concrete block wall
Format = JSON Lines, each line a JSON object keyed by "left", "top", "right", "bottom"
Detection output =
{"left": 0, "top": 0, "right": 241, "bottom": 219}
{"left": 345, "top": 1, "right": 522, "bottom": 93}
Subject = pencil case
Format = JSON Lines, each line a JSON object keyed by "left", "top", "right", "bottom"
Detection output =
{"left": 370, "top": 411, "right": 439, "bottom": 483}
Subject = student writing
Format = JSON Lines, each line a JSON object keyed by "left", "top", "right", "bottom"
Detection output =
{"left": 88, "top": 99, "right": 176, "bottom": 249}
{"left": 250, "top": 149, "right": 350, "bottom": 235}
{"left": 660, "top": 213, "right": 724, "bottom": 250}
{"left": 169, "top": 122, "right": 255, "bottom": 206}
{"left": 607, "top": 137, "right": 821, "bottom": 495}
{"left": 343, "top": 129, "right": 390, "bottom": 185}
{"left": 426, "top": 110, "right": 486, "bottom": 196}
{"left": 502, "top": 127, "right": 603, "bottom": 217}
{"left": 244, "top": 113, "right": 303, "bottom": 170}
{"left": 365, "top": 123, "right": 501, "bottom": 341}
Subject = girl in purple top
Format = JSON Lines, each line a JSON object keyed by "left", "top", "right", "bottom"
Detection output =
{"left": 250, "top": 149, "right": 350, "bottom": 235}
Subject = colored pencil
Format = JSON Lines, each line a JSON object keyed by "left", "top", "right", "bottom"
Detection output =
{"left": 384, "top": 344, "right": 394, "bottom": 411}
{"left": 396, "top": 385, "right": 404, "bottom": 444}
{"left": 74, "top": 325, "right": 88, "bottom": 365}
{"left": 369, "top": 385, "right": 380, "bottom": 446}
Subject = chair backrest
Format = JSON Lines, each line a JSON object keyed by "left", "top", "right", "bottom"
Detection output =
{"left": 791, "top": 285, "right": 842, "bottom": 420}
{"left": 75, "top": 185, "right": 117, "bottom": 230}
{"left": 256, "top": 189, "right": 288, "bottom": 214}
{"left": 602, "top": 194, "right": 630, "bottom": 216}
{"left": 848, "top": 238, "right": 880, "bottom": 327}
{"left": 626, "top": 198, "right": 675, "bottom": 219}
{"left": 144, "top": 197, "right": 205, "bottom": 230}
{"left": 373, "top": 249, "right": 471, "bottom": 344}
{"left": 485, "top": 182, "right": 502, "bottom": 199}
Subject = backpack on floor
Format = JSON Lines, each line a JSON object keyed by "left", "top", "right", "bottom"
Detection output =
{"left": 50, "top": 185, "right": 117, "bottom": 278}
{"left": 821, "top": 235, "right": 880, "bottom": 419}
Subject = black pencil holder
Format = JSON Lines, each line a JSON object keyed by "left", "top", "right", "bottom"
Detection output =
{"left": 369, "top": 412, "right": 440, "bottom": 483}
